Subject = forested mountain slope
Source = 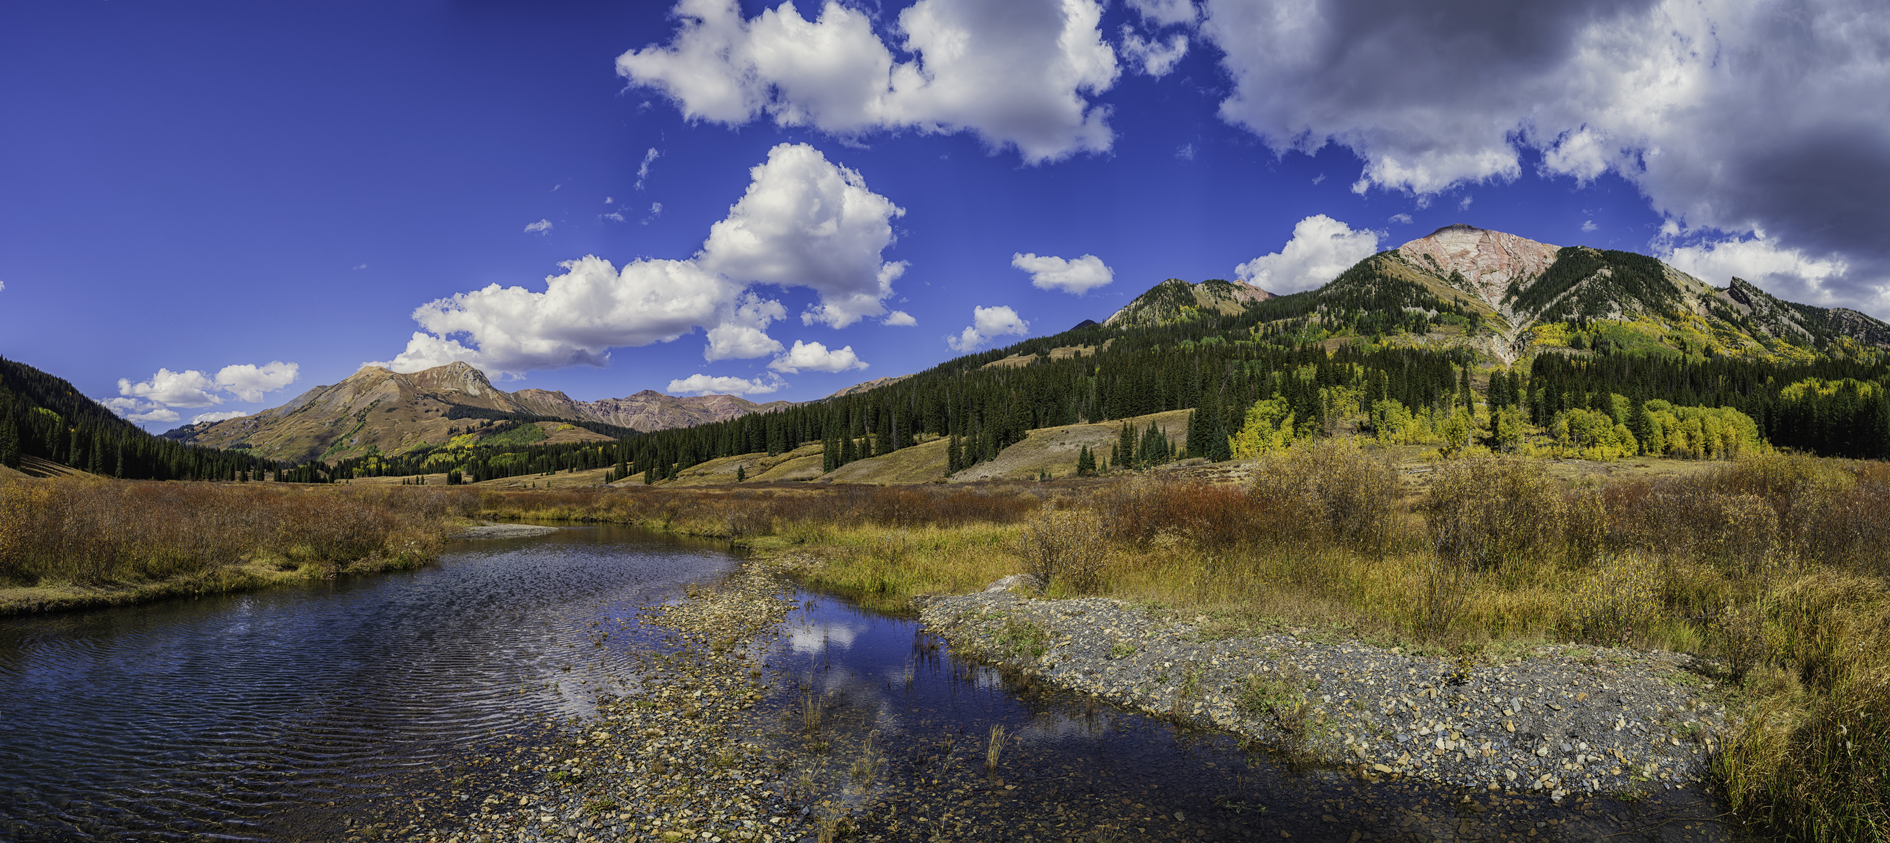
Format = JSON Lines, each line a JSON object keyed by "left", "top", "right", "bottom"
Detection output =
{"left": 0, "top": 355, "right": 274, "bottom": 480}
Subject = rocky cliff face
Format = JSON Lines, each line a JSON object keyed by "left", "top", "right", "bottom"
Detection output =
{"left": 1398, "top": 224, "right": 1562, "bottom": 313}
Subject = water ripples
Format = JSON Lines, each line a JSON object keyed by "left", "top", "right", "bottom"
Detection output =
{"left": 0, "top": 525, "right": 733, "bottom": 842}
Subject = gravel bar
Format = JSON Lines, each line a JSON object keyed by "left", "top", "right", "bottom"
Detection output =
{"left": 451, "top": 524, "right": 563, "bottom": 540}
{"left": 920, "top": 591, "right": 1730, "bottom": 804}
{"left": 357, "top": 561, "right": 817, "bottom": 843}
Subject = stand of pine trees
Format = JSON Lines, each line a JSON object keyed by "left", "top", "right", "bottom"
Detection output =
{"left": 0, "top": 355, "right": 282, "bottom": 481}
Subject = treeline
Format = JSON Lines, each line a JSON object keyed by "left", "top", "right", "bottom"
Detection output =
{"left": 510, "top": 326, "right": 1469, "bottom": 484}
{"left": 1523, "top": 352, "right": 1890, "bottom": 459}
{"left": 0, "top": 355, "right": 280, "bottom": 481}
{"left": 441, "top": 405, "right": 639, "bottom": 440}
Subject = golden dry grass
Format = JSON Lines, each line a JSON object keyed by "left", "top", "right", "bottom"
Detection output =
{"left": 0, "top": 477, "right": 475, "bottom": 613}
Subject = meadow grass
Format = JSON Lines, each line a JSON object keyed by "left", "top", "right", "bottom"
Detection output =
{"left": 473, "top": 448, "right": 1890, "bottom": 842}
{"left": 0, "top": 476, "right": 475, "bottom": 612}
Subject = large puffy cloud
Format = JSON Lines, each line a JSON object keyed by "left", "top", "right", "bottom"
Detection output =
{"left": 947, "top": 305, "right": 1029, "bottom": 352}
{"left": 667, "top": 373, "right": 785, "bottom": 396}
{"left": 699, "top": 143, "right": 906, "bottom": 328}
{"left": 1234, "top": 215, "right": 1379, "bottom": 294}
{"left": 1012, "top": 252, "right": 1113, "bottom": 295}
{"left": 374, "top": 144, "right": 906, "bottom": 376}
{"left": 375, "top": 257, "right": 738, "bottom": 373}
{"left": 617, "top": 0, "right": 1120, "bottom": 164}
{"left": 214, "top": 362, "right": 299, "bottom": 402}
{"left": 1198, "top": 0, "right": 1890, "bottom": 314}
{"left": 116, "top": 362, "right": 302, "bottom": 412}
{"left": 118, "top": 368, "right": 222, "bottom": 408}
{"left": 769, "top": 340, "right": 868, "bottom": 374}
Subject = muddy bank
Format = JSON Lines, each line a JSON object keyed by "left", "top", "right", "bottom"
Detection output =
{"left": 920, "top": 591, "right": 1730, "bottom": 803}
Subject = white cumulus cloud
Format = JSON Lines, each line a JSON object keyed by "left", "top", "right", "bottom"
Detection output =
{"left": 769, "top": 340, "right": 868, "bottom": 374}
{"left": 704, "top": 293, "right": 788, "bottom": 361}
{"left": 372, "top": 143, "right": 907, "bottom": 376}
{"left": 214, "top": 362, "right": 299, "bottom": 403}
{"left": 699, "top": 143, "right": 907, "bottom": 329}
{"left": 191, "top": 410, "right": 249, "bottom": 425}
{"left": 1198, "top": 0, "right": 1890, "bottom": 315}
{"left": 947, "top": 305, "right": 1029, "bottom": 352}
{"left": 1234, "top": 214, "right": 1380, "bottom": 294}
{"left": 882, "top": 310, "right": 917, "bottom": 326}
{"left": 116, "top": 362, "right": 302, "bottom": 412}
{"left": 667, "top": 372, "right": 785, "bottom": 396}
{"left": 1012, "top": 252, "right": 1114, "bottom": 295}
{"left": 617, "top": 0, "right": 1120, "bottom": 164}
{"left": 524, "top": 219, "right": 553, "bottom": 235}
{"left": 117, "top": 369, "right": 223, "bottom": 409}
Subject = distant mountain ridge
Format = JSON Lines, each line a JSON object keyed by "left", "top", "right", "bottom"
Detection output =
{"left": 1104, "top": 278, "right": 1274, "bottom": 329}
{"left": 1313, "top": 224, "right": 1890, "bottom": 362}
{"left": 164, "top": 363, "right": 793, "bottom": 463}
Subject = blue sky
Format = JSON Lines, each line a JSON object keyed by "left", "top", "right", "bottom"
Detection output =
{"left": 3, "top": 0, "right": 1884, "bottom": 429}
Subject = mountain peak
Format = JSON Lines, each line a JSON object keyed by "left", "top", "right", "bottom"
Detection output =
{"left": 1397, "top": 225, "right": 1560, "bottom": 309}
{"left": 1425, "top": 223, "right": 1488, "bottom": 237}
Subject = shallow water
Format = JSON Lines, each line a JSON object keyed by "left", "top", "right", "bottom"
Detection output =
{"left": 0, "top": 525, "right": 731, "bottom": 842}
{"left": 763, "top": 592, "right": 1750, "bottom": 842}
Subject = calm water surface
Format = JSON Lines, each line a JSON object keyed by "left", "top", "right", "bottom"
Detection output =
{"left": 0, "top": 525, "right": 732, "bottom": 842}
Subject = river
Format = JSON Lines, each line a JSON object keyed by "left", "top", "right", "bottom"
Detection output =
{"left": 0, "top": 526, "right": 1744, "bottom": 842}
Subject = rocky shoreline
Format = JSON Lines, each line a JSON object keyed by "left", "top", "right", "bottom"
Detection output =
{"left": 919, "top": 590, "right": 1731, "bottom": 803}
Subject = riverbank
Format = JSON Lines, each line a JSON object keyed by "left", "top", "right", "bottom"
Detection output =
{"left": 0, "top": 479, "right": 476, "bottom": 616}
{"left": 922, "top": 590, "right": 1728, "bottom": 802}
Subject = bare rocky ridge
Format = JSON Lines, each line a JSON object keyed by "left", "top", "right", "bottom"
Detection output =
{"left": 1360, "top": 224, "right": 1890, "bottom": 362}
{"left": 1398, "top": 224, "right": 1562, "bottom": 312}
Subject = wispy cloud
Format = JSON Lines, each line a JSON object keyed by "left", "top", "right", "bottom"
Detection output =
{"left": 524, "top": 219, "right": 553, "bottom": 235}
{"left": 636, "top": 148, "right": 660, "bottom": 191}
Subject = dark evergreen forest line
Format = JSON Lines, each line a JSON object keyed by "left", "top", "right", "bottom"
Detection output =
{"left": 0, "top": 355, "right": 283, "bottom": 481}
